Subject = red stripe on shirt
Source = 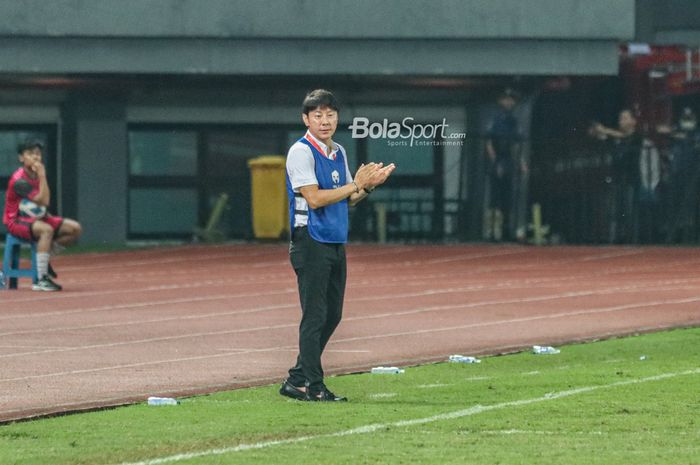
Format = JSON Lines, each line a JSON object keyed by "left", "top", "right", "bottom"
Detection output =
{"left": 304, "top": 134, "right": 336, "bottom": 160}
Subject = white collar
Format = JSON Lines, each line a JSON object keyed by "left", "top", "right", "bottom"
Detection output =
{"left": 305, "top": 130, "right": 338, "bottom": 158}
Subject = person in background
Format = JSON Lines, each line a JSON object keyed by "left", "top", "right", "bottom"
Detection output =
{"left": 590, "top": 109, "right": 643, "bottom": 243}
{"left": 3, "top": 140, "right": 82, "bottom": 291}
{"left": 484, "top": 88, "right": 525, "bottom": 242}
{"left": 658, "top": 107, "right": 700, "bottom": 241}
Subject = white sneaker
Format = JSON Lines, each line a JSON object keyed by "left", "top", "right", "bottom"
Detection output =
{"left": 32, "top": 275, "right": 62, "bottom": 292}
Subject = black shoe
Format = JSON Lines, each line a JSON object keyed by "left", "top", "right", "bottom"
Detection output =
{"left": 48, "top": 263, "right": 57, "bottom": 279}
{"left": 32, "top": 275, "right": 62, "bottom": 292}
{"left": 307, "top": 388, "right": 348, "bottom": 402}
{"left": 279, "top": 379, "right": 307, "bottom": 401}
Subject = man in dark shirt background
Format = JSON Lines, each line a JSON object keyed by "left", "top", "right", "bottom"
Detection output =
{"left": 485, "top": 88, "right": 524, "bottom": 242}
{"left": 590, "top": 109, "right": 644, "bottom": 243}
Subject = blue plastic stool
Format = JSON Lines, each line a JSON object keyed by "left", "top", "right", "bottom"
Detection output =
{"left": 2, "top": 233, "right": 38, "bottom": 289}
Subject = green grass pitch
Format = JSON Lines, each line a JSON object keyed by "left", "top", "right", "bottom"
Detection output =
{"left": 2, "top": 327, "right": 699, "bottom": 465}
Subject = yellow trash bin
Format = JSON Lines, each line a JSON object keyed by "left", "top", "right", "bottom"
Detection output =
{"left": 248, "top": 155, "right": 289, "bottom": 239}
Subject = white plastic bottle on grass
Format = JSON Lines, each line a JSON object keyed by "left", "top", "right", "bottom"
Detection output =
{"left": 448, "top": 355, "right": 481, "bottom": 364}
{"left": 371, "top": 366, "right": 404, "bottom": 374}
{"left": 147, "top": 396, "right": 179, "bottom": 406}
{"left": 532, "top": 345, "right": 560, "bottom": 355}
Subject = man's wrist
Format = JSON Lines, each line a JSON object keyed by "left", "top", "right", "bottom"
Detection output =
{"left": 351, "top": 181, "right": 360, "bottom": 194}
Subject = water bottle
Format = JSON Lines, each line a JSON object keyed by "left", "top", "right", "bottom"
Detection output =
{"left": 532, "top": 345, "right": 560, "bottom": 355}
{"left": 371, "top": 366, "right": 404, "bottom": 374}
{"left": 147, "top": 396, "right": 179, "bottom": 406}
{"left": 448, "top": 355, "right": 481, "bottom": 364}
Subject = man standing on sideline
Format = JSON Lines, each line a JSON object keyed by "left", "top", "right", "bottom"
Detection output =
{"left": 280, "top": 89, "right": 395, "bottom": 402}
{"left": 484, "top": 88, "right": 525, "bottom": 242}
{"left": 3, "top": 140, "right": 82, "bottom": 291}
{"left": 590, "top": 109, "right": 643, "bottom": 243}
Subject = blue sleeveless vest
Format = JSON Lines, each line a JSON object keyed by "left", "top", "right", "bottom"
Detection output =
{"left": 286, "top": 137, "right": 349, "bottom": 244}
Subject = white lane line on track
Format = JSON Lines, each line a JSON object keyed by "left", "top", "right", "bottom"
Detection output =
{"left": 0, "top": 302, "right": 298, "bottom": 337}
{"left": 350, "top": 247, "right": 646, "bottom": 272}
{"left": 333, "top": 295, "right": 700, "bottom": 344}
{"left": 1, "top": 295, "right": 699, "bottom": 379}
{"left": 0, "top": 289, "right": 297, "bottom": 321}
{"left": 352, "top": 255, "right": 700, "bottom": 287}
{"left": 0, "top": 274, "right": 297, "bottom": 304}
{"left": 50, "top": 248, "right": 286, "bottom": 271}
{"left": 0, "top": 248, "right": 513, "bottom": 300}
{"left": 8, "top": 243, "right": 612, "bottom": 293}
{"left": 0, "top": 345, "right": 67, "bottom": 349}
{"left": 323, "top": 349, "right": 372, "bottom": 353}
{"left": 2, "top": 261, "right": 698, "bottom": 309}
{"left": 1, "top": 277, "right": 697, "bottom": 341}
{"left": 3, "top": 248, "right": 698, "bottom": 306}
{"left": 575, "top": 249, "right": 644, "bottom": 261}
{"left": 2, "top": 271, "right": 698, "bottom": 330}
{"left": 0, "top": 250, "right": 518, "bottom": 305}
{"left": 50, "top": 244, "right": 413, "bottom": 275}
{"left": 39, "top": 243, "right": 700, "bottom": 274}
{"left": 5, "top": 252, "right": 699, "bottom": 315}
{"left": 111, "top": 369, "right": 700, "bottom": 465}
{"left": 52, "top": 245, "right": 415, "bottom": 284}
{"left": 0, "top": 348, "right": 294, "bottom": 383}
{"left": 2, "top": 280, "right": 699, "bottom": 356}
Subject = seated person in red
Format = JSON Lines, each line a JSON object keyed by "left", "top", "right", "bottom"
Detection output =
{"left": 3, "top": 140, "right": 82, "bottom": 291}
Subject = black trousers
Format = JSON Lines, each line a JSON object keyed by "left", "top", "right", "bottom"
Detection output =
{"left": 287, "top": 227, "right": 346, "bottom": 392}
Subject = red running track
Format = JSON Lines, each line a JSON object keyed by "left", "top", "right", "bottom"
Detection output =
{"left": 1, "top": 243, "right": 699, "bottom": 422}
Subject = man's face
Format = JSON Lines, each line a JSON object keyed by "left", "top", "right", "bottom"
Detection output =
{"left": 499, "top": 96, "right": 516, "bottom": 111}
{"left": 302, "top": 106, "right": 338, "bottom": 143}
{"left": 618, "top": 111, "right": 637, "bottom": 133}
{"left": 19, "top": 147, "right": 43, "bottom": 171}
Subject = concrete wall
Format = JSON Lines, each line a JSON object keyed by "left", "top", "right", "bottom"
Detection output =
{"left": 0, "top": 0, "right": 634, "bottom": 75}
{"left": 0, "top": 0, "right": 633, "bottom": 39}
{"left": 636, "top": 0, "right": 700, "bottom": 45}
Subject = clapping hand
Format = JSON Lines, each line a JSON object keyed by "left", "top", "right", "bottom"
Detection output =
{"left": 354, "top": 162, "right": 396, "bottom": 191}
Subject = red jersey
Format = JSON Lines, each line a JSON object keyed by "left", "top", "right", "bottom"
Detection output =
{"left": 3, "top": 167, "right": 40, "bottom": 226}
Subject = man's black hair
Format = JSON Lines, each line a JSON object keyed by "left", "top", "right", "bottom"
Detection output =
{"left": 498, "top": 87, "right": 520, "bottom": 101}
{"left": 302, "top": 89, "right": 339, "bottom": 115}
{"left": 17, "top": 139, "right": 44, "bottom": 154}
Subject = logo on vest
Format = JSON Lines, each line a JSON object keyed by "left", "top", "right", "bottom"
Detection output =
{"left": 331, "top": 170, "right": 340, "bottom": 186}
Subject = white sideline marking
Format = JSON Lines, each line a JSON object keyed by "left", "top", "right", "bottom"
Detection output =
{"left": 113, "top": 369, "right": 699, "bottom": 465}
{"left": 463, "top": 429, "right": 605, "bottom": 436}
{"left": 417, "top": 383, "right": 450, "bottom": 388}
